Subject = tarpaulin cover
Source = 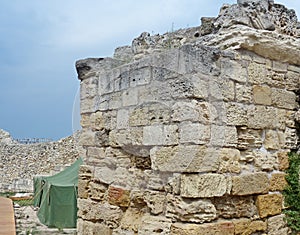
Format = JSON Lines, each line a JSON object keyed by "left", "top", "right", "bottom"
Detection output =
{"left": 33, "top": 158, "right": 83, "bottom": 228}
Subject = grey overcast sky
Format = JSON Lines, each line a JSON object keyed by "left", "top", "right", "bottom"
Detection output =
{"left": 0, "top": 0, "right": 299, "bottom": 140}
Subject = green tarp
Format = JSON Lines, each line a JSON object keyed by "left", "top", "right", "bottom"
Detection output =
{"left": 33, "top": 158, "right": 83, "bottom": 228}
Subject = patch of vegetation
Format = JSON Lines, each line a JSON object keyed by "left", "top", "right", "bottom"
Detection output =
{"left": 283, "top": 152, "right": 300, "bottom": 233}
{"left": 0, "top": 192, "right": 15, "bottom": 197}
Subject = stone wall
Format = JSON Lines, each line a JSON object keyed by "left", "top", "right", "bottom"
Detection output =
{"left": 75, "top": 0, "right": 299, "bottom": 234}
{"left": 0, "top": 129, "right": 80, "bottom": 192}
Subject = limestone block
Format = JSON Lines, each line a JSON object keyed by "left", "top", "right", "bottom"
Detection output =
{"left": 271, "top": 88, "right": 296, "bottom": 110}
{"left": 190, "top": 74, "right": 209, "bottom": 99}
{"left": 236, "top": 83, "right": 253, "bottom": 103}
{"left": 284, "top": 127, "right": 298, "bottom": 149}
{"left": 231, "top": 173, "right": 269, "bottom": 195}
{"left": 277, "top": 151, "right": 289, "bottom": 170}
{"left": 122, "top": 88, "right": 138, "bottom": 107}
{"left": 77, "top": 219, "right": 112, "bottom": 235}
{"left": 272, "top": 61, "right": 287, "bottom": 73}
{"left": 109, "top": 92, "right": 122, "bottom": 110}
{"left": 150, "top": 145, "right": 219, "bottom": 173}
{"left": 144, "top": 191, "right": 166, "bottom": 215}
{"left": 170, "top": 221, "right": 235, "bottom": 235}
{"left": 94, "top": 166, "right": 116, "bottom": 185}
{"left": 109, "top": 128, "right": 143, "bottom": 147}
{"left": 213, "top": 196, "right": 257, "bottom": 219}
{"left": 138, "top": 214, "right": 172, "bottom": 235}
{"left": 80, "top": 114, "right": 91, "bottom": 128}
{"left": 256, "top": 193, "right": 283, "bottom": 218}
{"left": 81, "top": 76, "right": 99, "bottom": 99}
{"left": 209, "top": 78, "right": 235, "bottom": 101}
{"left": 87, "top": 147, "right": 105, "bottom": 160}
{"left": 233, "top": 218, "right": 267, "bottom": 235}
{"left": 113, "top": 229, "right": 135, "bottom": 235}
{"left": 286, "top": 71, "right": 300, "bottom": 91}
{"left": 171, "top": 100, "right": 200, "bottom": 122}
{"left": 129, "top": 102, "right": 171, "bottom": 126}
{"left": 166, "top": 194, "right": 217, "bottom": 223}
{"left": 90, "top": 111, "right": 107, "bottom": 130}
{"left": 220, "top": 58, "right": 248, "bottom": 83}
{"left": 119, "top": 208, "right": 143, "bottom": 233}
{"left": 253, "top": 85, "right": 271, "bottom": 105}
{"left": 108, "top": 186, "right": 130, "bottom": 207}
{"left": 180, "top": 173, "right": 228, "bottom": 198}
{"left": 179, "top": 123, "right": 210, "bottom": 144}
{"left": 225, "top": 103, "right": 248, "bottom": 126}
{"left": 117, "top": 109, "right": 129, "bottom": 129}
{"left": 95, "top": 94, "right": 109, "bottom": 111}
{"left": 210, "top": 125, "right": 237, "bottom": 147}
{"left": 78, "top": 179, "right": 89, "bottom": 199}
{"left": 267, "top": 214, "right": 289, "bottom": 235}
{"left": 253, "top": 149, "right": 278, "bottom": 171}
{"left": 264, "top": 129, "right": 285, "bottom": 150}
{"left": 218, "top": 148, "right": 241, "bottom": 173}
{"left": 237, "top": 127, "right": 263, "bottom": 150}
{"left": 99, "top": 72, "right": 114, "bottom": 95}
{"left": 81, "top": 97, "right": 96, "bottom": 114}
{"left": 247, "top": 105, "right": 278, "bottom": 129}
{"left": 78, "top": 130, "right": 95, "bottom": 147}
{"left": 269, "top": 173, "right": 287, "bottom": 192}
{"left": 89, "top": 181, "right": 108, "bottom": 201}
{"left": 248, "top": 61, "right": 267, "bottom": 84}
{"left": 78, "top": 199, "right": 123, "bottom": 228}
{"left": 143, "top": 125, "right": 178, "bottom": 146}
{"left": 95, "top": 129, "right": 110, "bottom": 146}
{"left": 128, "top": 66, "right": 152, "bottom": 87}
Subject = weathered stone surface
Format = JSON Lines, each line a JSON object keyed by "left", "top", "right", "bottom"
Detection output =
{"left": 150, "top": 145, "right": 220, "bottom": 173}
{"left": 213, "top": 196, "right": 257, "bottom": 219}
{"left": 277, "top": 150, "right": 289, "bottom": 170}
{"left": 74, "top": 1, "right": 300, "bottom": 234}
{"left": 170, "top": 221, "right": 235, "bottom": 235}
{"left": 143, "top": 125, "right": 178, "bottom": 145}
{"left": 119, "top": 208, "right": 143, "bottom": 233}
{"left": 233, "top": 218, "right": 267, "bottom": 235}
{"left": 267, "top": 214, "right": 290, "bottom": 235}
{"left": 256, "top": 193, "right": 283, "bottom": 218}
{"left": 264, "top": 129, "right": 285, "bottom": 150}
{"left": 253, "top": 149, "right": 278, "bottom": 172}
{"left": 89, "top": 181, "right": 107, "bottom": 201}
{"left": 269, "top": 173, "right": 287, "bottom": 192}
{"left": 166, "top": 194, "right": 217, "bottom": 223}
{"left": 144, "top": 191, "right": 166, "bottom": 215}
{"left": 78, "top": 199, "right": 123, "bottom": 228}
{"left": 181, "top": 174, "right": 228, "bottom": 198}
{"left": 218, "top": 148, "right": 241, "bottom": 173}
{"left": 179, "top": 123, "right": 210, "bottom": 144}
{"left": 253, "top": 85, "right": 271, "bottom": 105}
{"left": 271, "top": 88, "right": 296, "bottom": 110}
{"left": 231, "top": 173, "right": 269, "bottom": 195}
{"left": 138, "top": 214, "right": 172, "bottom": 235}
{"left": 77, "top": 219, "right": 112, "bottom": 235}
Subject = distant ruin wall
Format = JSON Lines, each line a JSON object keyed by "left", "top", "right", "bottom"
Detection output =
{"left": 0, "top": 129, "right": 80, "bottom": 192}
{"left": 76, "top": 0, "right": 299, "bottom": 234}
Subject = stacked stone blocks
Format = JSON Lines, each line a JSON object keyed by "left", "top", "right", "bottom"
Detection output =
{"left": 76, "top": 0, "right": 300, "bottom": 234}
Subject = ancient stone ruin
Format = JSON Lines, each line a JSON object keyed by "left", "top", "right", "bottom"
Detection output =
{"left": 0, "top": 129, "right": 80, "bottom": 192}
{"left": 76, "top": 0, "right": 300, "bottom": 234}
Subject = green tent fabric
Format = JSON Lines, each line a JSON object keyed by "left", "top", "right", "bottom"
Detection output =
{"left": 33, "top": 158, "right": 83, "bottom": 228}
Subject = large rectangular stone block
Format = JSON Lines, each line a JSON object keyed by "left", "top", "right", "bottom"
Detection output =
{"left": 166, "top": 194, "right": 217, "bottom": 223}
{"left": 256, "top": 193, "right": 283, "bottom": 218}
{"left": 231, "top": 173, "right": 269, "bottom": 196}
{"left": 143, "top": 125, "right": 178, "bottom": 146}
{"left": 213, "top": 195, "right": 257, "bottom": 219}
{"left": 150, "top": 145, "right": 220, "bottom": 173}
{"left": 233, "top": 218, "right": 267, "bottom": 235}
{"left": 180, "top": 173, "right": 228, "bottom": 198}
{"left": 170, "top": 221, "right": 234, "bottom": 235}
{"left": 271, "top": 88, "right": 296, "bottom": 110}
{"left": 179, "top": 123, "right": 210, "bottom": 144}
